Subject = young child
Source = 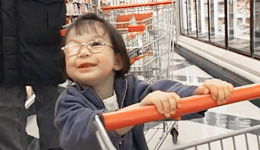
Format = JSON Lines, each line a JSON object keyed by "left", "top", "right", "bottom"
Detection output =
{"left": 54, "top": 13, "right": 234, "bottom": 150}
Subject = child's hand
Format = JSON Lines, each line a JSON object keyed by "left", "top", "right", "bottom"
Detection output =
{"left": 195, "top": 79, "right": 234, "bottom": 105}
{"left": 140, "top": 91, "right": 181, "bottom": 118}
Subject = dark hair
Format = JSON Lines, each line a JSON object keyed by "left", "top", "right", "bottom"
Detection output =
{"left": 61, "top": 13, "right": 130, "bottom": 76}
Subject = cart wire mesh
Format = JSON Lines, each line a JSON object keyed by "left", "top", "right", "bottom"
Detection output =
{"left": 114, "top": 4, "right": 176, "bottom": 150}
{"left": 172, "top": 124, "right": 260, "bottom": 150}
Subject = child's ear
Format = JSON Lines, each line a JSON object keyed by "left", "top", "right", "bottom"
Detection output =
{"left": 114, "top": 54, "right": 123, "bottom": 71}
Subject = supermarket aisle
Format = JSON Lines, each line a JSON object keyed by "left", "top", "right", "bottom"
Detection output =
{"left": 145, "top": 53, "right": 260, "bottom": 150}
{"left": 25, "top": 52, "right": 260, "bottom": 150}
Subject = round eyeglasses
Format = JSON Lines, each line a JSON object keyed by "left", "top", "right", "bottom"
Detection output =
{"left": 61, "top": 40, "right": 113, "bottom": 57}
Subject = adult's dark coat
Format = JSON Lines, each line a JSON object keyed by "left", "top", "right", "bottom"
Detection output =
{"left": 0, "top": 0, "right": 66, "bottom": 86}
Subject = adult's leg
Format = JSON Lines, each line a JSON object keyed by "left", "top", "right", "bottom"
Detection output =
{"left": 0, "top": 84, "right": 27, "bottom": 150}
{"left": 32, "top": 85, "right": 61, "bottom": 150}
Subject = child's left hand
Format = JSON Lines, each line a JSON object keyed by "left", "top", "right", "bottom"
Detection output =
{"left": 195, "top": 79, "right": 234, "bottom": 105}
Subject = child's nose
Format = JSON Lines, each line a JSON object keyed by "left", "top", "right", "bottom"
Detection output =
{"left": 79, "top": 46, "right": 91, "bottom": 57}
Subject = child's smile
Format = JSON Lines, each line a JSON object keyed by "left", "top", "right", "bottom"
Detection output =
{"left": 78, "top": 62, "right": 96, "bottom": 71}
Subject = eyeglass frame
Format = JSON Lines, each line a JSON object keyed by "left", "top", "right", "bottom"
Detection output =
{"left": 61, "top": 40, "right": 113, "bottom": 57}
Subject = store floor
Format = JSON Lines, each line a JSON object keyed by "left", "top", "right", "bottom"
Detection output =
{"left": 25, "top": 53, "right": 260, "bottom": 150}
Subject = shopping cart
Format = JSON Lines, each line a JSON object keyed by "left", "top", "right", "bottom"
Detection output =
{"left": 102, "top": 3, "right": 177, "bottom": 149}
{"left": 93, "top": 84, "right": 260, "bottom": 150}
{"left": 125, "top": 8, "right": 178, "bottom": 149}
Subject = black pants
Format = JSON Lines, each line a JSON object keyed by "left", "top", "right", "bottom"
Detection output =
{"left": 0, "top": 84, "right": 61, "bottom": 150}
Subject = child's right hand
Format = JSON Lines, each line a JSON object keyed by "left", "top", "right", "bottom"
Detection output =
{"left": 140, "top": 91, "right": 181, "bottom": 118}
{"left": 115, "top": 91, "right": 180, "bottom": 135}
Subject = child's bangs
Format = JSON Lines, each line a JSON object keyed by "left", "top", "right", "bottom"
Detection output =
{"left": 74, "top": 20, "right": 107, "bottom": 36}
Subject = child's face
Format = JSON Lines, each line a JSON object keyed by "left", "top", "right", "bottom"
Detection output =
{"left": 64, "top": 25, "right": 123, "bottom": 89}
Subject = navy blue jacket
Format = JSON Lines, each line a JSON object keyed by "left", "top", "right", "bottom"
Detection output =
{"left": 54, "top": 75, "right": 202, "bottom": 150}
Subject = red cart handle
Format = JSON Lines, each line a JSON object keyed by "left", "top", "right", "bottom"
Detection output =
{"left": 102, "top": 84, "right": 260, "bottom": 130}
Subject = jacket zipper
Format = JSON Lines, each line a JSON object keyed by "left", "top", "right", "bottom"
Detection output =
{"left": 90, "top": 88, "right": 106, "bottom": 109}
{"left": 90, "top": 79, "right": 127, "bottom": 150}
{"left": 120, "top": 79, "right": 128, "bottom": 108}
{"left": 88, "top": 88, "right": 124, "bottom": 149}
{"left": 117, "top": 79, "right": 128, "bottom": 150}
{"left": 117, "top": 141, "right": 122, "bottom": 150}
